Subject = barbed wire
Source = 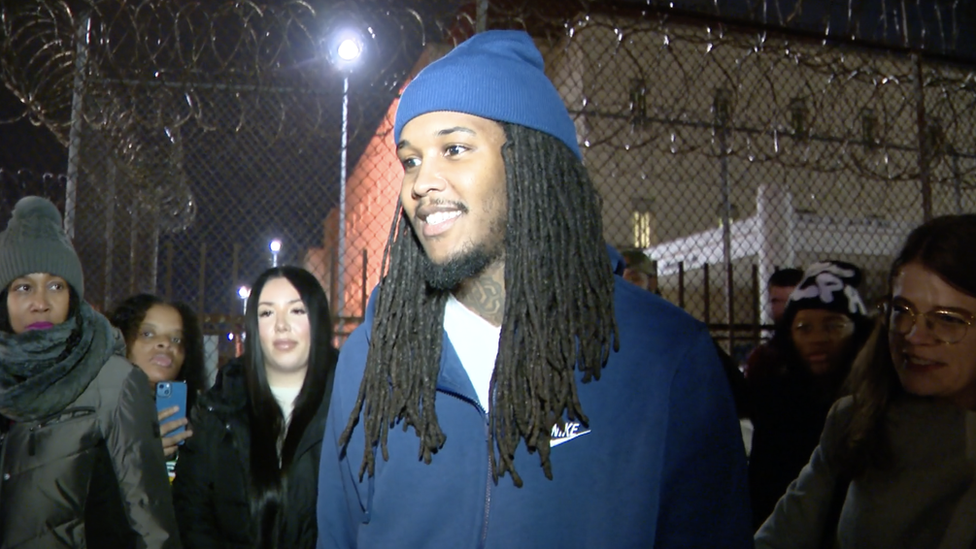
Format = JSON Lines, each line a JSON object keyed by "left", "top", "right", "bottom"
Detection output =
{"left": 0, "top": 0, "right": 450, "bottom": 146}
{"left": 4, "top": 1, "right": 975, "bottom": 186}
{"left": 1, "top": 0, "right": 975, "bottom": 356}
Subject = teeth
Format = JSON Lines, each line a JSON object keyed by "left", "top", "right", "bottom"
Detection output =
{"left": 426, "top": 211, "right": 461, "bottom": 225}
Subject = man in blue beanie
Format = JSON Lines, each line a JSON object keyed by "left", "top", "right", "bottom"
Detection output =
{"left": 317, "top": 30, "right": 751, "bottom": 548}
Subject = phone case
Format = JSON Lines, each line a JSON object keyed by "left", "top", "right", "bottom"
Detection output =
{"left": 156, "top": 381, "right": 188, "bottom": 440}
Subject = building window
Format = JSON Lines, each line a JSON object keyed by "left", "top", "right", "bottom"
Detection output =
{"left": 631, "top": 197, "right": 657, "bottom": 248}
{"left": 789, "top": 97, "right": 808, "bottom": 140}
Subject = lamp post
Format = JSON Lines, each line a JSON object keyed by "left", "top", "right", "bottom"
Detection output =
{"left": 236, "top": 285, "right": 250, "bottom": 356}
{"left": 269, "top": 238, "right": 281, "bottom": 267}
{"left": 237, "top": 285, "right": 250, "bottom": 315}
{"left": 329, "top": 32, "right": 364, "bottom": 318}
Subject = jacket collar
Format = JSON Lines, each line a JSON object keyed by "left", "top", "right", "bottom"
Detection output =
{"left": 203, "top": 355, "right": 331, "bottom": 460}
{"left": 201, "top": 356, "right": 248, "bottom": 414}
{"left": 361, "top": 288, "right": 483, "bottom": 413}
{"left": 293, "top": 385, "right": 331, "bottom": 459}
{"left": 436, "top": 325, "right": 484, "bottom": 413}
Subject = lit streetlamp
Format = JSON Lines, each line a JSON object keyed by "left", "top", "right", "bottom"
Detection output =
{"left": 235, "top": 285, "right": 250, "bottom": 356}
{"left": 326, "top": 28, "right": 365, "bottom": 318}
{"left": 269, "top": 238, "right": 282, "bottom": 267}
{"left": 238, "top": 285, "right": 251, "bottom": 315}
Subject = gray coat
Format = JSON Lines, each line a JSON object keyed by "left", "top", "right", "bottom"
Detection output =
{"left": 755, "top": 395, "right": 976, "bottom": 549}
{"left": 0, "top": 355, "right": 180, "bottom": 549}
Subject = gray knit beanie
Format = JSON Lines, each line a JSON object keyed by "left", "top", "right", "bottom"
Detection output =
{"left": 0, "top": 196, "right": 84, "bottom": 299}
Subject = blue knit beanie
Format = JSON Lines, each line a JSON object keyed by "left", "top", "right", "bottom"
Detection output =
{"left": 394, "top": 30, "right": 581, "bottom": 159}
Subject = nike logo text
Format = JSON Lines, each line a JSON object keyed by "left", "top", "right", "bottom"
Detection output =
{"left": 550, "top": 421, "right": 591, "bottom": 448}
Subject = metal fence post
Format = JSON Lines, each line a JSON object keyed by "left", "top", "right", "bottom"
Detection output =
{"left": 64, "top": 12, "right": 90, "bottom": 239}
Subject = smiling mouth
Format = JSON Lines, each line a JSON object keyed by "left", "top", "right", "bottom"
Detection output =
{"left": 903, "top": 353, "right": 945, "bottom": 372}
{"left": 419, "top": 209, "right": 463, "bottom": 237}
{"left": 425, "top": 210, "right": 462, "bottom": 225}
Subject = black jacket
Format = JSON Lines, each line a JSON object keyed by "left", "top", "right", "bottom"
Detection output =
{"left": 748, "top": 365, "right": 843, "bottom": 530}
{"left": 172, "top": 359, "right": 332, "bottom": 549}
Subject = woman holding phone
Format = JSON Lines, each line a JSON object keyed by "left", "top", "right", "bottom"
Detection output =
{"left": 110, "top": 293, "right": 208, "bottom": 456}
{"left": 173, "top": 266, "right": 337, "bottom": 549}
{"left": 0, "top": 196, "right": 179, "bottom": 548}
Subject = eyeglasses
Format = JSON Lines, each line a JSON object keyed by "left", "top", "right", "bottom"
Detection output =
{"left": 886, "top": 301, "right": 975, "bottom": 344}
{"left": 792, "top": 319, "right": 854, "bottom": 340}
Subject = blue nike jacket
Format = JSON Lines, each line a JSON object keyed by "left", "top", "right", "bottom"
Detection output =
{"left": 317, "top": 278, "right": 752, "bottom": 548}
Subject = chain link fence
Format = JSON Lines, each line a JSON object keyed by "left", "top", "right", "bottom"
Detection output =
{"left": 2, "top": 0, "right": 976, "bottom": 369}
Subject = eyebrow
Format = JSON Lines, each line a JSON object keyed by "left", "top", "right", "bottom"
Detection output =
{"left": 140, "top": 321, "right": 180, "bottom": 329}
{"left": 437, "top": 126, "right": 476, "bottom": 136}
{"left": 257, "top": 298, "right": 304, "bottom": 306}
{"left": 139, "top": 322, "right": 183, "bottom": 333}
{"left": 396, "top": 126, "right": 477, "bottom": 151}
{"left": 892, "top": 296, "right": 972, "bottom": 314}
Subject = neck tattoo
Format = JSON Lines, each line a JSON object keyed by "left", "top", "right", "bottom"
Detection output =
{"left": 454, "top": 261, "right": 505, "bottom": 326}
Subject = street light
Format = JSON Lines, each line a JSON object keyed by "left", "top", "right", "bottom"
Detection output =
{"left": 235, "top": 285, "right": 250, "bottom": 356}
{"left": 336, "top": 38, "right": 362, "bottom": 62}
{"left": 269, "top": 238, "right": 282, "bottom": 267}
{"left": 237, "top": 285, "right": 250, "bottom": 315}
{"left": 326, "top": 28, "right": 365, "bottom": 319}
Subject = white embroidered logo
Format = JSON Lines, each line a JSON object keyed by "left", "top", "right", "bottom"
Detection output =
{"left": 788, "top": 262, "right": 867, "bottom": 315}
{"left": 549, "top": 421, "right": 591, "bottom": 448}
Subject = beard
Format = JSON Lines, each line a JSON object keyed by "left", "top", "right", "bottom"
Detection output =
{"left": 422, "top": 240, "right": 503, "bottom": 291}
{"left": 419, "top": 208, "right": 506, "bottom": 291}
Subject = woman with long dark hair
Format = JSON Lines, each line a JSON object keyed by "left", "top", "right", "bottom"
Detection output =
{"left": 748, "top": 261, "right": 874, "bottom": 529}
{"left": 0, "top": 196, "right": 179, "bottom": 548}
{"left": 756, "top": 214, "right": 976, "bottom": 548}
{"left": 110, "top": 294, "right": 207, "bottom": 456}
{"left": 173, "top": 266, "right": 336, "bottom": 549}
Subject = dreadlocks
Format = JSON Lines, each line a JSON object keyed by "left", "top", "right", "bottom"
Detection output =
{"left": 339, "top": 122, "right": 618, "bottom": 487}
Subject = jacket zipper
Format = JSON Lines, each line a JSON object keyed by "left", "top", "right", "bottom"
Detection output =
{"left": 0, "top": 424, "right": 7, "bottom": 503}
{"left": 440, "top": 388, "right": 492, "bottom": 548}
{"left": 481, "top": 419, "right": 492, "bottom": 549}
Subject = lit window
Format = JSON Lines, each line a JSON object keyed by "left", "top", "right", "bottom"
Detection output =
{"left": 631, "top": 198, "right": 656, "bottom": 248}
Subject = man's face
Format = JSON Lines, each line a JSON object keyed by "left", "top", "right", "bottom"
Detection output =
{"left": 769, "top": 284, "right": 795, "bottom": 323}
{"left": 623, "top": 268, "right": 650, "bottom": 290}
{"left": 397, "top": 111, "right": 508, "bottom": 288}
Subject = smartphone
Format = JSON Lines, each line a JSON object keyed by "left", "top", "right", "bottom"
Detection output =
{"left": 156, "top": 381, "right": 188, "bottom": 441}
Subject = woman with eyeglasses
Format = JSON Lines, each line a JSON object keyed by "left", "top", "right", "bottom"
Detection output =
{"left": 756, "top": 214, "right": 976, "bottom": 549}
{"left": 748, "top": 261, "right": 874, "bottom": 530}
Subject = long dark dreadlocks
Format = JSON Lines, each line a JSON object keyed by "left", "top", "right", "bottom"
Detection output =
{"left": 339, "top": 122, "right": 618, "bottom": 487}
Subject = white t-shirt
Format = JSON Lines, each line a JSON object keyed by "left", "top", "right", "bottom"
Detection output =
{"left": 270, "top": 384, "right": 301, "bottom": 425}
{"left": 444, "top": 295, "right": 501, "bottom": 412}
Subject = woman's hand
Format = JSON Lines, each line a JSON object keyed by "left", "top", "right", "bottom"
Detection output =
{"left": 158, "top": 405, "right": 193, "bottom": 458}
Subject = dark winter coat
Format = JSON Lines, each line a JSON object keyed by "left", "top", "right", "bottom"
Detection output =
{"left": 749, "top": 364, "right": 844, "bottom": 529}
{"left": 172, "top": 359, "right": 331, "bottom": 549}
{"left": 0, "top": 355, "right": 179, "bottom": 549}
{"left": 0, "top": 303, "right": 179, "bottom": 549}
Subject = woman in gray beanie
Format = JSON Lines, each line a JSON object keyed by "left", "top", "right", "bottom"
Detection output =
{"left": 0, "top": 196, "right": 180, "bottom": 548}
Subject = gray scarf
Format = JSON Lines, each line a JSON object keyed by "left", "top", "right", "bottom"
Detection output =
{"left": 0, "top": 302, "right": 123, "bottom": 421}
